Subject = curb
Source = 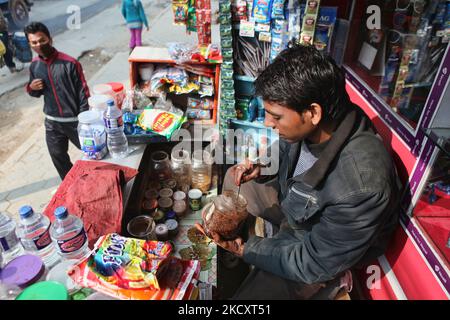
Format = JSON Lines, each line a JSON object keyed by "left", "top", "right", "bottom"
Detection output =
{"left": 0, "top": 126, "right": 42, "bottom": 174}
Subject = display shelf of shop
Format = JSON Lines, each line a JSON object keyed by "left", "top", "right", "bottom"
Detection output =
{"left": 420, "top": 128, "right": 450, "bottom": 158}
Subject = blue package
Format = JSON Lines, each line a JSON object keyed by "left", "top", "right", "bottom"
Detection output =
{"left": 271, "top": 0, "right": 286, "bottom": 20}
{"left": 252, "top": 0, "right": 273, "bottom": 24}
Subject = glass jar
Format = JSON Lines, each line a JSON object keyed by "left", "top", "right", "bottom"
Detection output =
{"left": 150, "top": 151, "right": 172, "bottom": 182}
{"left": 191, "top": 150, "right": 212, "bottom": 194}
{"left": 201, "top": 190, "right": 248, "bottom": 240}
{"left": 170, "top": 149, "right": 191, "bottom": 190}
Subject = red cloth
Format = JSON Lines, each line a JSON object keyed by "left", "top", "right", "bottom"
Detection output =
{"left": 44, "top": 160, "right": 138, "bottom": 248}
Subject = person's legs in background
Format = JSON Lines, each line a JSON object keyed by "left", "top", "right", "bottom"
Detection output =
{"left": 45, "top": 119, "right": 79, "bottom": 181}
{"left": 0, "top": 32, "right": 16, "bottom": 73}
{"left": 134, "top": 28, "right": 142, "bottom": 47}
{"left": 129, "top": 28, "right": 137, "bottom": 53}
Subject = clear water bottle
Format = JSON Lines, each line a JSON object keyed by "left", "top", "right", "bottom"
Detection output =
{"left": 0, "top": 212, "right": 25, "bottom": 266}
{"left": 0, "top": 282, "right": 22, "bottom": 300}
{"left": 49, "top": 206, "right": 90, "bottom": 261}
{"left": 103, "top": 99, "right": 128, "bottom": 159}
{"left": 15, "top": 206, "right": 60, "bottom": 268}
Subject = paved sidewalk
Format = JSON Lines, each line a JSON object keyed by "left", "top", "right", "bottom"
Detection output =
{"left": 0, "top": 2, "right": 220, "bottom": 220}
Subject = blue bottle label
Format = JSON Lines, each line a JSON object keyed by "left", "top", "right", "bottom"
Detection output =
{"left": 0, "top": 231, "right": 20, "bottom": 251}
{"left": 57, "top": 227, "right": 87, "bottom": 254}
{"left": 103, "top": 117, "right": 124, "bottom": 130}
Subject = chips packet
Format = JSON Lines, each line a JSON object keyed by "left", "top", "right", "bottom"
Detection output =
{"left": 68, "top": 233, "right": 200, "bottom": 300}
{"left": 137, "top": 109, "right": 187, "bottom": 140}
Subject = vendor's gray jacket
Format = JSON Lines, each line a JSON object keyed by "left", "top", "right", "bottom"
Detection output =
{"left": 243, "top": 106, "right": 400, "bottom": 284}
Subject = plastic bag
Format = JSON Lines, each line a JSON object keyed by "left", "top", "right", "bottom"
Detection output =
{"left": 122, "top": 88, "right": 153, "bottom": 112}
{"left": 154, "top": 93, "right": 184, "bottom": 116}
{"left": 167, "top": 42, "right": 197, "bottom": 64}
{"left": 137, "top": 108, "right": 186, "bottom": 140}
{"left": 68, "top": 233, "right": 200, "bottom": 300}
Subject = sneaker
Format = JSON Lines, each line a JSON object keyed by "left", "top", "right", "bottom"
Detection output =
{"left": 8, "top": 67, "right": 17, "bottom": 74}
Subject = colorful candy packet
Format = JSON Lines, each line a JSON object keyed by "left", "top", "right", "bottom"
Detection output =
{"left": 68, "top": 233, "right": 200, "bottom": 300}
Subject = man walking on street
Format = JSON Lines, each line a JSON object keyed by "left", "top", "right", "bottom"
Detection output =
{"left": 0, "top": 10, "right": 17, "bottom": 73}
{"left": 25, "top": 22, "right": 90, "bottom": 180}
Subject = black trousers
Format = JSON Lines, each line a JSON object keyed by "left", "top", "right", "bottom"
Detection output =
{"left": 0, "top": 32, "right": 16, "bottom": 69}
{"left": 45, "top": 119, "right": 80, "bottom": 180}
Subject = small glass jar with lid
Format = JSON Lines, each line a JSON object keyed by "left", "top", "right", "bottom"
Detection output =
{"left": 170, "top": 149, "right": 191, "bottom": 190}
{"left": 150, "top": 151, "right": 172, "bottom": 182}
{"left": 191, "top": 150, "right": 213, "bottom": 194}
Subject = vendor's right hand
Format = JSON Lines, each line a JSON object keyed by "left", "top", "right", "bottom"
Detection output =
{"left": 232, "top": 159, "right": 261, "bottom": 186}
{"left": 30, "top": 79, "right": 44, "bottom": 91}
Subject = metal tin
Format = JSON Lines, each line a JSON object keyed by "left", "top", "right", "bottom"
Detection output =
{"left": 173, "top": 191, "right": 186, "bottom": 201}
{"left": 142, "top": 199, "right": 158, "bottom": 212}
{"left": 166, "top": 210, "right": 177, "bottom": 221}
{"left": 162, "top": 179, "right": 177, "bottom": 190}
{"left": 155, "top": 223, "right": 169, "bottom": 241}
{"left": 153, "top": 209, "right": 166, "bottom": 224}
{"left": 144, "top": 189, "right": 159, "bottom": 200}
{"left": 164, "top": 219, "right": 179, "bottom": 238}
{"left": 158, "top": 197, "right": 173, "bottom": 212}
{"left": 159, "top": 188, "right": 174, "bottom": 199}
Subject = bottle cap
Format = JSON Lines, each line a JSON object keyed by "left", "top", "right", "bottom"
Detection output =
{"left": 155, "top": 223, "right": 169, "bottom": 241}
{"left": 16, "top": 281, "right": 69, "bottom": 300}
{"left": 18, "top": 205, "right": 34, "bottom": 219}
{"left": 0, "top": 255, "right": 45, "bottom": 288}
{"left": 173, "top": 191, "right": 186, "bottom": 201}
{"left": 164, "top": 219, "right": 178, "bottom": 231}
{"left": 166, "top": 210, "right": 177, "bottom": 220}
{"left": 54, "top": 206, "right": 68, "bottom": 219}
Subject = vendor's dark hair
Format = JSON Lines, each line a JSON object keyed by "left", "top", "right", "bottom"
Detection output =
{"left": 255, "top": 42, "right": 350, "bottom": 121}
{"left": 24, "top": 22, "right": 51, "bottom": 40}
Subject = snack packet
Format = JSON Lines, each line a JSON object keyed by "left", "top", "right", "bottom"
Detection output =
{"left": 68, "top": 233, "right": 200, "bottom": 300}
{"left": 137, "top": 109, "right": 186, "bottom": 140}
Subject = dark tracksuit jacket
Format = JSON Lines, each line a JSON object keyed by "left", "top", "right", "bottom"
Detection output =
{"left": 26, "top": 49, "right": 90, "bottom": 118}
{"left": 243, "top": 105, "right": 401, "bottom": 284}
{"left": 26, "top": 49, "right": 90, "bottom": 180}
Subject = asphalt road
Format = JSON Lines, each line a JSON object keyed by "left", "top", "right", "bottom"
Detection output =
{"left": 33, "top": 0, "right": 117, "bottom": 36}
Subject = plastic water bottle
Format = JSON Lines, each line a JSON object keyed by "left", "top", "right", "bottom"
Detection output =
{"left": 49, "top": 206, "right": 90, "bottom": 261}
{"left": 15, "top": 206, "right": 60, "bottom": 268}
{"left": 103, "top": 99, "right": 128, "bottom": 158}
{"left": 0, "top": 282, "right": 22, "bottom": 300}
{"left": 0, "top": 212, "right": 25, "bottom": 266}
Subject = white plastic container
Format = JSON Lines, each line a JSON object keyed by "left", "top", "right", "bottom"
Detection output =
{"left": 93, "top": 84, "right": 114, "bottom": 98}
{"left": 77, "top": 110, "right": 108, "bottom": 160}
{"left": 138, "top": 63, "right": 154, "bottom": 81}
{"left": 88, "top": 94, "right": 110, "bottom": 119}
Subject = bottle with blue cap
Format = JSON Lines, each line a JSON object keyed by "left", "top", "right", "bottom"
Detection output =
{"left": 49, "top": 206, "right": 90, "bottom": 261}
{"left": 15, "top": 205, "right": 60, "bottom": 268}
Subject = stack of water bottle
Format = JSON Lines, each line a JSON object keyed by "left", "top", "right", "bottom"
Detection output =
{"left": 0, "top": 206, "right": 91, "bottom": 299}
{"left": 78, "top": 98, "right": 128, "bottom": 160}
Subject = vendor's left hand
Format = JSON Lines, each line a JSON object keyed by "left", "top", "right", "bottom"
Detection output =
{"left": 195, "top": 223, "right": 245, "bottom": 257}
